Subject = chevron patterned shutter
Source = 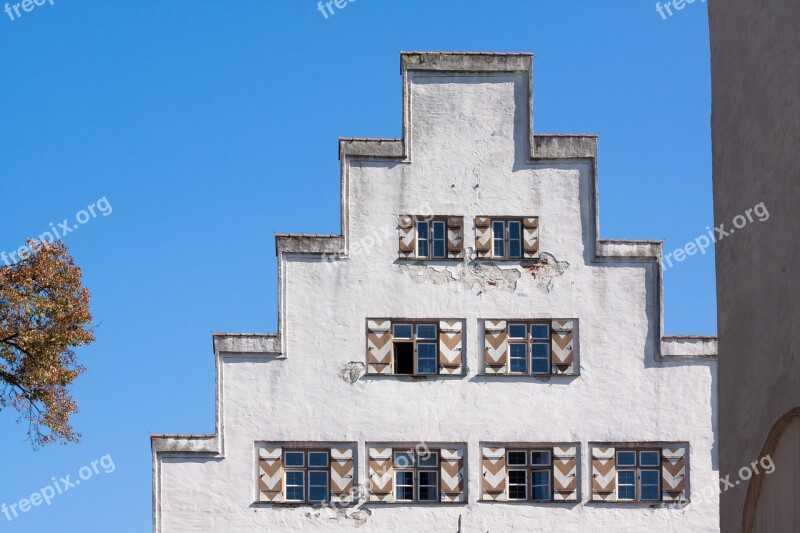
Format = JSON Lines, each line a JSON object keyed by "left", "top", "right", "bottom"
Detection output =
{"left": 481, "top": 447, "right": 507, "bottom": 501}
{"left": 551, "top": 320, "right": 576, "bottom": 375}
{"left": 484, "top": 320, "right": 508, "bottom": 374}
{"left": 523, "top": 217, "right": 540, "bottom": 259}
{"left": 553, "top": 446, "right": 578, "bottom": 502}
{"left": 440, "top": 448, "right": 465, "bottom": 503}
{"left": 446, "top": 217, "right": 464, "bottom": 259}
{"left": 330, "top": 448, "right": 355, "bottom": 504}
{"left": 475, "top": 216, "right": 492, "bottom": 258}
{"left": 366, "top": 320, "right": 392, "bottom": 375}
{"left": 591, "top": 447, "right": 616, "bottom": 502}
{"left": 368, "top": 447, "right": 394, "bottom": 502}
{"left": 258, "top": 447, "right": 284, "bottom": 503}
{"left": 398, "top": 215, "right": 416, "bottom": 258}
{"left": 662, "top": 446, "right": 687, "bottom": 503}
{"left": 439, "top": 320, "right": 463, "bottom": 375}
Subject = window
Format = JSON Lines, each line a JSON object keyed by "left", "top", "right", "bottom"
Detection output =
{"left": 505, "top": 449, "right": 553, "bottom": 502}
{"left": 491, "top": 219, "right": 523, "bottom": 259}
{"left": 283, "top": 450, "right": 330, "bottom": 503}
{"left": 616, "top": 449, "right": 661, "bottom": 502}
{"left": 416, "top": 218, "right": 449, "bottom": 259}
{"left": 393, "top": 450, "right": 440, "bottom": 502}
{"left": 392, "top": 323, "right": 439, "bottom": 375}
{"left": 507, "top": 322, "right": 551, "bottom": 375}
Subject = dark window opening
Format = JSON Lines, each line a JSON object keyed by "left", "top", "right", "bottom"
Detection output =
{"left": 395, "top": 342, "right": 414, "bottom": 374}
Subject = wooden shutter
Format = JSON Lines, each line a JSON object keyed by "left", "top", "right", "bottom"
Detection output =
{"left": 368, "top": 447, "right": 394, "bottom": 502}
{"left": 484, "top": 320, "right": 508, "bottom": 374}
{"left": 398, "top": 215, "right": 416, "bottom": 258}
{"left": 474, "top": 216, "right": 492, "bottom": 258}
{"left": 446, "top": 217, "right": 464, "bottom": 259}
{"left": 662, "top": 446, "right": 687, "bottom": 503}
{"left": 551, "top": 320, "right": 576, "bottom": 375}
{"left": 481, "top": 447, "right": 507, "bottom": 501}
{"left": 440, "top": 448, "right": 465, "bottom": 503}
{"left": 591, "top": 446, "right": 616, "bottom": 502}
{"left": 330, "top": 448, "right": 355, "bottom": 504}
{"left": 553, "top": 446, "right": 578, "bottom": 502}
{"left": 258, "top": 447, "right": 284, "bottom": 503}
{"left": 523, "top": 217, "right": 540, "bottom": 259}
{"left": 439, "top": 320, "right": 463, "bottom": 375}
{"left": 366, "top": 320, "right": 392, "bottom": 375}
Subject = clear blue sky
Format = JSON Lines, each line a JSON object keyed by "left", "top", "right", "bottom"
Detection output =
{"left": 0, "top": 1, "right": 712, "bottom": 530}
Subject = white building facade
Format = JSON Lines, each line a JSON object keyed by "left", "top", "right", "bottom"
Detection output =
{"left": 152, "top": 52, "right": 719, "bottom": 532}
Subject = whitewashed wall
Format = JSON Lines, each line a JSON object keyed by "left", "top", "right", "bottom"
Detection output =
{"left": 153, "top": 53, "right": 718, "bottom": 533}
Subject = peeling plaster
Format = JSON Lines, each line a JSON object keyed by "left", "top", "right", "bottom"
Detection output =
{"left": 339, "top": 362, "right": 366, "bottom": 384}
{"left": 398, "top": 252, "right": 569, "bottom": 294}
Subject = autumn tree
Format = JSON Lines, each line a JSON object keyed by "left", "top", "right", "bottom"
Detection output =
{"left": 0, "top": 240, "right": 94, "bottom": 447}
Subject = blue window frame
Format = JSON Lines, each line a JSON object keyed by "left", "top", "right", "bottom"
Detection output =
{"left": 308, "top": 471, "right": 329, "bottom": 503}
{"left": 492, "top": 221, "right": 506, "bottom": 257}
{"left": 432, "top": 220, "right": 446, "bottom": 258}
{"left": 617, "top": 470, "right": 636, "bottom": 501}
{"left": 615, "top": 449, "right": 662, "bottom": 502}
{"left": 531, "top": 470, "right": 551, "bottom": 501}
{"left": 285, "top": 471, "right": 305, "bottom": 502}
{"left": 417, "top": 221, "right": 429, "bottom": 257}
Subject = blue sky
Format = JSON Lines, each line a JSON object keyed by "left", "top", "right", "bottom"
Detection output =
{"left": 0, "top": 1, "right": 712, "bottom": 530}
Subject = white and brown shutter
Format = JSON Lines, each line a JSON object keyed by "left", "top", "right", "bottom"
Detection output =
{"left": 552, "top": 446, "right": 578, "bottom": 502}
{"left": 330, "top": 448, "right": 355, "bottom": 504}
{"left": 523, "top": 217, "right": 540, "bottom": 259}
{"left": 439, "top": 320, "right": 464, "bottom": 375}
{"left": 366, "top": 320, "right": 392, "bottom": 375}
{"left": 662, "top": 445, "right": 687, "bottom": 503}
{"left": 551, "top": 320, "right": 576, "bottom": 375}
{"left": 484, "top": 320, "right": 508, "bottom": 374}
{"left": 368, "top": 447, "right": 394, "bottom": 503}
{"left": 447, "top": 217, "right": 464, "bottom": 259}
{"left": 440, "top": 448, "right": 465, "bottom": 503}
{"left": 481, "top": 447, "right": 507, "bottom": 501}
{"left": 258, "top": 447, "right": 284, "bottom": 503}
{"left": 591, "top": 446, "right": 616, "bottom": 502}
{"left": 474, "top": 216, "right": 492, "bottom": 258}
{"left": 398, "top": 215, "right": 416, "bottom": 258}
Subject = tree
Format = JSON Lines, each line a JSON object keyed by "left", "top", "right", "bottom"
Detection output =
{"left": 0, "top": 240, "right": 94, "bottom": 447}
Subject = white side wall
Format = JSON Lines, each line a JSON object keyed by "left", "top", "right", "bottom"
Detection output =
{"left": 155, "top": 60, "right": 718, "bottom": 533}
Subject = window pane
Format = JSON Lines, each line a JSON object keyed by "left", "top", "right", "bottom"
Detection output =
{"left": 308, "top": 471, "right": 329, "bottom": 502}
{"left": 508, "top": 221, "right": 521, "bottom": 258}
{"left": 508, "top": 324, "right": 527, "bottom": 339}
{"left": 616, "top": 451, "right": 637, "bottom": 467}
{"left": 508, "top": 470, "right": 527, "bottom": 500}
{"left": 530, "top": 324, "right": 549, "bottom": 339}
{"left": 416, "top": 343, "right": 437, "bottom": 374}
{"left": 640, "top": 451, "right": 660, "bottom": 467}
{"left": 640, "top": 470, "right": 661, "bottom": 501}
{"left": 395, "top": 471, "right": 414, "bottom": 501}
{"left": 394, "top": 452, "right": 414, "bottom": 468}
{"left": 286, "top": 471, "right": 305, "bottom": 501}
{"left": 417, "top": 222, "right": 429, "bottom": 257}
{"left": 531, "top": 470, "right": 551, "bottom": 501}
{"left": 617, "top": 470, "right": 636, "bottom": 501}
{"left": 618, "top": 485, "right": 636, "bottom": 501}
{"left": 433, "top": 220, "right": 446, "bottom": 239}
{"left": 509, "top": 343, "right": 527, "bottom": 373}
{"left": 432, "top": 221, "right": 446, "bottom": 258}
{"left": 493, "top": 221, "right": 505, "bottom": 257}
{"left": 418, "top": 471, "right": 438, "bottom": 502}
{"left": 416, "top": 324, "right": 437, "bottom": 339}
{"left": 308, "top": 452, "right": 329, "bottom": 467}
{"left": 531, "top": 343, "right": 550, "bottom": 374}
{"left": 530, "top": 450, "right": 551, "bottom": 467}
{"left": 393, "top": 324, "right": 413, "bottom": 339}
{"left": 507, "top": 451, "right": 527, "bottom": 466}
{"left": 418, "top": 452, "right": 438, "bottom": 468}
{"left": 284, "top": 452, "right": 305, "bottom": 467}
